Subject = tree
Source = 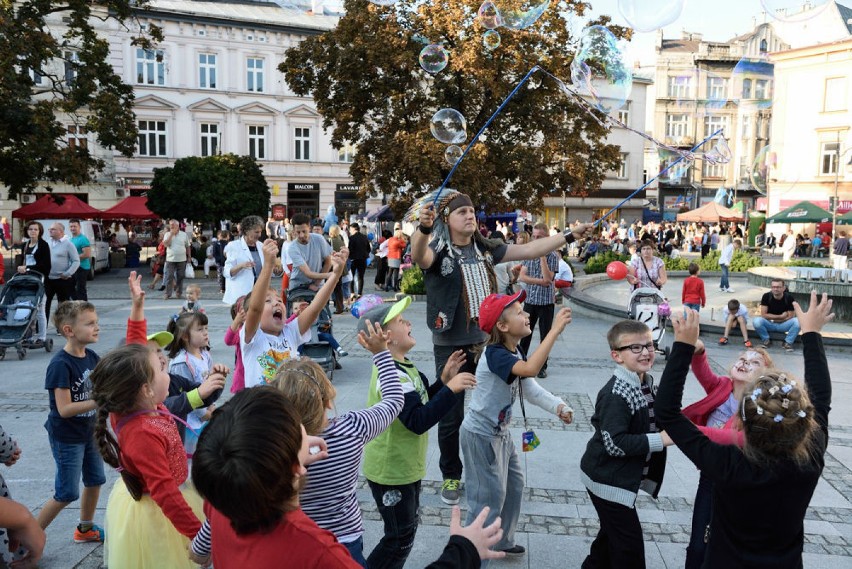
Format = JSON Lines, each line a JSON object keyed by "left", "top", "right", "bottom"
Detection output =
{"left": 281, "top": 0, "right": 628, "bottom": 214}
{"left": 147, "top": 154, "right": 271, "bottom": 223}
{"left": 0, "top": 0, "right": 150, "bottom": 199}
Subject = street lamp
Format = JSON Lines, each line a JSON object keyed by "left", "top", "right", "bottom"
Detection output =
{"left": 832, "top": 146, "right": 852, "bottom": 240}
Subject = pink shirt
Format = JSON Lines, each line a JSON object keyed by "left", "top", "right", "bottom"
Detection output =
{"left": 224, "top": 327, "right": 245, "bottom": 393}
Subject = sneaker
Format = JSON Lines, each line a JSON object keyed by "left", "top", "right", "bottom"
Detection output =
{"left": 74, "top": 524, "right": 104, "bottom": 543}
{"left": 500, "top": 545, "right": 526, "bottom": 555}
{"left": 726, "top": 288, "right": 735, "bottom": 293}
{"left": 760, "top": 339, "right": 772, "bottom": 349}
{"left": 441, "top": 479, "right": 461, "bottom": 505}
{"left": 782, "top": 342, "right": 794, "bottom": 353}
{"left": 336, "top": 347, "right": 349, "bottom": 358}
{"left": 744, "top": 340, "right": 753, "bottom": 348}
{"left": 718, "top": 337, "right": 729, "bottom": 345}
{"left": 537, "top": 369, "right": 548, "bottom": 379}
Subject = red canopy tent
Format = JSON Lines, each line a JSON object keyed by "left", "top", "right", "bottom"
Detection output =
{"left": 100, "top": 196, "right": 159, "bottom": 220}
{"left": 11, "top": 194, "right": 102, "bottom": 219}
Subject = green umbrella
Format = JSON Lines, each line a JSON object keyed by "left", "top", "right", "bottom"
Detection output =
{"left": 837, "top": 210, "right": 852, "bottom": 224}
{"left": 766, "top": 201, "right": 832, "bottom": 223}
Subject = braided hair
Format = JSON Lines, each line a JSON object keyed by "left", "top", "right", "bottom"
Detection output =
{"left": 91, "top": 344, "right": 155, "bottom": 500}
{"left": 739, "top": 369, "right": 818, "bottom": 467}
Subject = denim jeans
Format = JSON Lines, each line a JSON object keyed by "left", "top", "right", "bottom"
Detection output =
{"left": 343, "top": 536, "right": 368, "bottom": 569}
{"left": 685, "top": 472, "right": 713, "bottom": 569}
{"left": 366, "top": 480, "right": 421, "bottom": 569}
{"left": 684, "top": 303, "right": 701, "bottom": 312}
{"left": 719, "top": 264, "right": 730, "bottom": 290}
{"left": 47, "top": 434, "right": 106, "bottom": 503}
{"left": 435, "top": 343, "right": 478, "bottom": 480}
{"left": 752, "top": 316, "right": 800, "bottom": 344}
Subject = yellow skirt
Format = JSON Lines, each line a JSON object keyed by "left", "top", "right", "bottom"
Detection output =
{"left": 104, "top": 478, "right": 204, "bottom": 569}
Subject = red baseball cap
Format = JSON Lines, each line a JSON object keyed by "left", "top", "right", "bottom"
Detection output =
{"left": 478, "top": 290, "right": 526, "bottom": 333}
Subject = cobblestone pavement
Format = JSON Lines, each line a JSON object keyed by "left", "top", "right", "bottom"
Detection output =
{"left": 1, "top": 267, "right": 850, "bottom": 568}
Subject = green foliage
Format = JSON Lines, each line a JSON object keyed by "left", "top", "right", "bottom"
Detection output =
{"left": 281, "top": 0, "right": 628, "bottom": 213}
{"left": 697, "top": 249, "right": 763, "bottom": 272}
{"left": 697, "top": 250, "right": 721, "bottom": 272}
{"left": 147, "top": 154, "right": 271, "bottom": 223}
{"left": 584, "top": 250, "right": 630, "bottom": 274}
{"left": 663, "top": 256, "right": 690, "bottom": 271}
{"left": 400, "top": 264, "right": 425, "bottom": 295}
{"left": 775, "top": 259, "right": 826, "bottom": 268}
{"left": 0, "top": 1, "right": 150, "bottom": 197}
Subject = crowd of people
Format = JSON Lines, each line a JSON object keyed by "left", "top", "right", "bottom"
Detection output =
{"left": 0, "top": 194, "right": 841, "bottom": 569}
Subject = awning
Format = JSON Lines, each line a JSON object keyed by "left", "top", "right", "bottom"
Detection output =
{"left": 100, "top": 196, "right": 159, "bottom": 220}
{"left": 12, "top": 194, "right": 102, "bottom": 219}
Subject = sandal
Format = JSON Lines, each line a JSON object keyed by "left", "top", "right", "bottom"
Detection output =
{"left": 718, "top": 337, "right": 729, "bottom": 345}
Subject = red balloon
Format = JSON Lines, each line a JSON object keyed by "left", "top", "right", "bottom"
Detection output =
{"left": 606, "top": 261, "right": 628, "bottom": 280}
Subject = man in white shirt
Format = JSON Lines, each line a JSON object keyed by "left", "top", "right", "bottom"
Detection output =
{"left": 162, "top": 218, "right": 191, "bottom": 300}
{"left": 718, "top": 238, "right": 741, "bottom": 293}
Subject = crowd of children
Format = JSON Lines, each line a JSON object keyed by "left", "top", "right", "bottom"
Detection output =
{"left": 1, "top": 231, "right": 838, "bottom": 569}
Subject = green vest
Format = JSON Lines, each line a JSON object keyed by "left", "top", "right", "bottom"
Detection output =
{"left": 362, "top": 359, "right": 429, "bottom": 485}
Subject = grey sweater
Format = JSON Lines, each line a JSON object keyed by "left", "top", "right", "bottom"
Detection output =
{"left": 48, "top": 238, "right": 80, "bottom": 279}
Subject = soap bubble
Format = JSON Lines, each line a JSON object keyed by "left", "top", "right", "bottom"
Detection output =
{"left": 618, "top": 0, "right": 685, "bottom": 33}
{"left": 478, "top": 1, "right": 502, "bottom": 29}
{"left": 658, "top": 149, "right": 691, "bottom": 184}
{"left": 750, "top": 145, "right": 775, "bottom": 195}
{"left": 570, "top": 25, "right": 633, "bottom": 112}
{"left": 351, "top": 294, "right": 385, "bottom": 318}
{"left": 430, "top": 109, "right": 467, "bottom": 144}
{"left": 493, "top": 0, "right": 551, "bottom": 30}
{"left": 760, "top": 0, "right": 830, "bottom": 23}
{"left": 367, "top": 0, "right": 398, "bottom": 5}
{"left": 703, "top": 137, "right": 732, "bottom": 165}
{"left": 731, "top": 56, "right": 774, "bottom": 110}
{"left": 419, "top": 45, "right": 448, "bottom": 74}
{"left": 483, "top": 30, "right": 501, "bottom": 50}
{"left": 445, "top": 145, "right": 464, "bottom": 165}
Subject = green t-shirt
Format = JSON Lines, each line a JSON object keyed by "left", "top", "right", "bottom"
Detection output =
{"left": 70, "top": 234, "right": 92, "bottom": 270}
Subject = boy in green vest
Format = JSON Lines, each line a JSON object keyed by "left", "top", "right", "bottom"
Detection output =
{"left": 359, "top": 297, "right": 476, "bottom": 569}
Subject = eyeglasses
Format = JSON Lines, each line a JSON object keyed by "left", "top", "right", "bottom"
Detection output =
{"left": 615, "top": 342, "right": 655, "bottom": 354}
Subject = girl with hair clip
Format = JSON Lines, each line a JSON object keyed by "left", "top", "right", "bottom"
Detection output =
{"left": 656, "top": 293, "right": 834, "bottom": 569}
{"left": 92, "top": 344, "right": 204, "bottom": 569}
{"left": 681, "top": 342, "right": 772, "bottom": 569}
{"left": 166, "top": 312, "right": 223, "bottom": 456}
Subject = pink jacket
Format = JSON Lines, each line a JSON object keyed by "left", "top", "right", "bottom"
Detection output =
{"left": 225, "top": 327, "right": 245, "bottom": 393}
{"left": 682, "top": 351, "right": 744, "bottom": 447}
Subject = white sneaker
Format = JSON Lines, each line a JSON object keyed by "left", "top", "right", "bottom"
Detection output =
{"left": 726, "top": 288, "right": 735, "bottom": 293}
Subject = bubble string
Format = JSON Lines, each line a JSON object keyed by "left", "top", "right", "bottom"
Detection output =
{"left": 432, "top": 65, "right": 543, "bottom": 207}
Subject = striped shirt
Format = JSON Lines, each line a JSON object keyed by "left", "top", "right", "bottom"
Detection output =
{"left": 522, "top": 251, "right": 559, "bottom": 305}
{"left": 300, "top": 350, "right": 404, "bottom": 543}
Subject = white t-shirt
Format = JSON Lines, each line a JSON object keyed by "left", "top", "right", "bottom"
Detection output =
{"left": 722, "top": 305, "right": 749, "bottom": 321}
{"left": 556, "top": 259, "right": 573, "bottom": 283}
{"left": 240, "top": 319, "right": 309, "bottom": 388}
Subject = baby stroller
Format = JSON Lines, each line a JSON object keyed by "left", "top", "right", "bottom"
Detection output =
{"left": 0, "top": 272, "right": 54, "bottom": 360}
{"left": 286, "top": 287, "right": 337, "bottom": 381}
{"left": 627, "top": 287, "right": 670, "bottom": 361}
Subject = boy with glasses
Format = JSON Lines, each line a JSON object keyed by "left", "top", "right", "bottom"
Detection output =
{"left": 579, "top": 320, "right": 674, "bottom": 569}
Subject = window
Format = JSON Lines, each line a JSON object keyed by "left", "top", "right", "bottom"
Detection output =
{"left": 667, "top": 75, "right": 691, "bottom": 98}
{"left": 64, "top": 51, "right": 79, "bottom": 86}
{"left": 294, "top": 127, "right": 311, "bottom": 161}
{"left": 759, "top": 39, "right": 768, "bottom": 53}
{"left": 706, "top": 76, "right": 727, "bottom": 101}
{"left": 247, "top": 57, "right": 264, "bottom": 92}
{"left": 136, "top": 49, "right": 165, "bottom": 86}
{"left": 248, "top": 125, "right": 266, "bottom": 160}
{"left": 200, "top": 123, "right": 219, "bottom": 157}
{"left": 67, "top": 125, "right": 87, "bottom": 151}
{"left": 338, "top": 142, "right": 356, "bottom": 163}
{"left": 704, "top": 115, "right": 727, "bottom": 138}
{"left": 199, "top": 53, "right": 217, "bottom": 89}
{"left": 666, "top": 114, "right": 689, "bottom": 138}
{"left": 738, "top": 156, "right": 750, "bottom": 181}
{"left": 820, "top": 141, "right": 840, "bottom": 175}
{"left": 137, "top": 120, "right": 167, "bottom": 156}
{"left": 755, "top": 79, "right": 769, "bottom": 100}
{"left": 29, "top": 68, "right": 44, "bottom": 86}
{"left": 617, "top": 153, "right": 629, "bottom": 179}
{"left": 742, "top": 78, "right": 752, "bottom": 99}
{"left": 617, "top": 103, "right": 630, "bottom": 126}
{"left": 703, "top": 160, "right": 726, "bottom": 178}
{"left": 824, "top": 77, "right": 847, "bottom": 112}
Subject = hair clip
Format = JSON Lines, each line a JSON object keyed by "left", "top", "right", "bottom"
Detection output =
{"left": 782, "top": 398, "right": 790, "bottom": 409}
{"left": 797, "top": 410, "right": 806, "bottom": 418}
{"left": 756, "top": 405, "right": 764, "bottom": 415}
{"left": 774, "top": 414, "right": 784, "bottom": 423}
{"left": 172, "top": 314, "right": 180, "bottom": 323}
{"left": 781, "top": 384, "right": 794, "bottom": 394}
{"left": 768, "top": 386, "right": 779, "bottom": 396}
{"left": 750, "top": 387, "right": 762, "bottom": 402}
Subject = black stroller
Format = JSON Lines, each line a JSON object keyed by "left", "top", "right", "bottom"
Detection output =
{"left": 286, "top": 287, "right": 337, "bottom": 381}
{"left": 0, "top": 272, "right": 54, "bottom": 360}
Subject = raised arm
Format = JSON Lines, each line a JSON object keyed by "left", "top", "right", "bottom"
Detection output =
{"left": 411, "top": 204, "right": 436, "bottom": 270}
{"left": 243, "top": 239, "right": 279, "bottom": 344}
{"left": 349, "top": 326, "right": 404, "bottom": 440}
{"left": 793, "top": 292, "right": 833, "bottom": 433}
{"left": 297, "top": 248, "right": 347, "bottom": 336}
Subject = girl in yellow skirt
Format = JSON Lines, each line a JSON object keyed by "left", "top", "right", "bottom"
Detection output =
{"left": 92, "top": 343, "right": 205, "bottom": 568}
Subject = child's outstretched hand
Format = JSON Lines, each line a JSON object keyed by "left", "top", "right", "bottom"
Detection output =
{"left": 671, "top": 308, "right": 700, "bottom": 346}
{"left": 357, "top": 320, "right": 390, "bottom": 354}
{"left": 441, "top": 349, "right": 467, "bottom": 383}
{"left": 449, "top": 505, "right": 505, "bottom": 562}
{"left": 794, "top": 291, "right": 834, "bottom": 334}
{"left": 446, "top": 372, "right": 477, "bottom": 394}
{"left": 694, "top": 338, "right": 705, "bottom": 355}
{"left": 304, "top": 435, "right": 329, "bottom": 466}
{"left": 4, "top": 444, "right": 21, "bottom": 467}
{"left": 261, "top": 239, "right": 279, "bottom": 264}
{"left": 231, "top": 307, "right": 247, "bottom": 331}
{"left": 128, "top": 271, "right": 145, "bottom": 307}
{"left": 557, "top": 403, "right": 574, "bottom": 425}
{"left": 552, "top": 307, "right": 572, "bottom": 334}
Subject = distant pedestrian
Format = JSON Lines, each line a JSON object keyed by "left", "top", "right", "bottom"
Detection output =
{"left": 45, "top": 222, "right": 80, "bottom": 325}
{"left": 347, "top": 223, "right": 372, "bottom": 299}
{"left": 68, "top": 220, "right": 92, "bottom": 301}
{"left": 681, "top": 263, "right": 705, "bottom": 312}
{"left": 718, "top": 239, "right": 741, "bottom": 293}
{"left": 832, "top": 231, "right": 849, "bottom": 270}
{"left": 162, "top": 219, "right": 191, "bottom": 300}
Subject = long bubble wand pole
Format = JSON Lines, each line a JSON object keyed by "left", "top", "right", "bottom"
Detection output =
{"left": 432, "top": 65, "right": 542, "bottom": 207}
{"left": 592, "top": 127, "right": 724, "bottom": 228}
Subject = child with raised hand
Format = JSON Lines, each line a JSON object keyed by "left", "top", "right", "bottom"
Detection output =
{"left": 657, "top": 295, "right": 833, "bottom": 569}
{"left": 241, "top": 238, "right": 348, "bottom": 387}
{"left": 360, "top": 297, "right": 476, "bottom": 569}
{"left": 224, "top": 297, "right": 247, "bottom": 393}
{"left": 271, "top": 317, "right": 405, "bottom": 566}
{"left": 580, "top": 318, "right": 673, "bottom": 569}
{"left": 92, "top": 344, "right": 204, "bottom": 568}
{"left": 37, "top": 300, "right": 106, "bottom": 544}
{"left": 461, "top": 290, "right": 574, "bottom": 563}
{"left": 719, "top": 298, "right": 752, "bottom": 347}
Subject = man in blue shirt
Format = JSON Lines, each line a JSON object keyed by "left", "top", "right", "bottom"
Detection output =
{"left": 68, "top": 219, "right": 91, "bottom": 301}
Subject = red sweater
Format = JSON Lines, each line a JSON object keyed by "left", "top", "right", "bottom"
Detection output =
{"left": 681, "top": 275, "right": 706, "bottom": 307}
{"left": 112, "top": 407, "right": 203, "bottom": 538}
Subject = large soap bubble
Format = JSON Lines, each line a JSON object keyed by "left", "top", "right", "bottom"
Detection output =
{"left": 570, "top": 25, "right": 633, "bottom": 112}
{"left": 478, "top": 1, "right": 502, "bottom": 29}
{"left": 483, "top": 29, "right": 501, "bottom": 50}
{"left": 761, "top": 0, "right": 830, "bottom": 23}
{"left": 445, "top": 145, "right": 464, "bottom": 165}
{"left": 367, "top": 0, "right": 398, "bottom": 5}
{"left": 731, "top": 57, "right": 774, "bottom": 110}
{"left": 419, "top": 45, "right": 449, "bottom": 74}
{"left": 750, "top": 145, "right": 774, "bottom": 195}
{"left": 658, "top": 149, "right": 691, "bottom": 184}
{"left": 703, "top": 137, "right": 732, "bottom": 165}
{"left": 493, "top": 0, "right": 551, "bottom": 30}
{"left": 618, "top": 0, "right": 685, "bottom": 33}
{"left": 430, "top": 109, "right": 467, "bottom": 144}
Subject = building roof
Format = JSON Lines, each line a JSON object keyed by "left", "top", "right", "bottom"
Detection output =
{"left": 659, "top": 38, "right": 701, "bottom": 52}
{"left": 141, "top": 0, "right": 340, "bottom": 31}
{"left": 838, "top": 1, "right": 852, "bottom": 34}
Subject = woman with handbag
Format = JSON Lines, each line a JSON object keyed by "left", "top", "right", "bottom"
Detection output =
{"left": 626, "top": 240, "right": 667, "bottom": 291}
